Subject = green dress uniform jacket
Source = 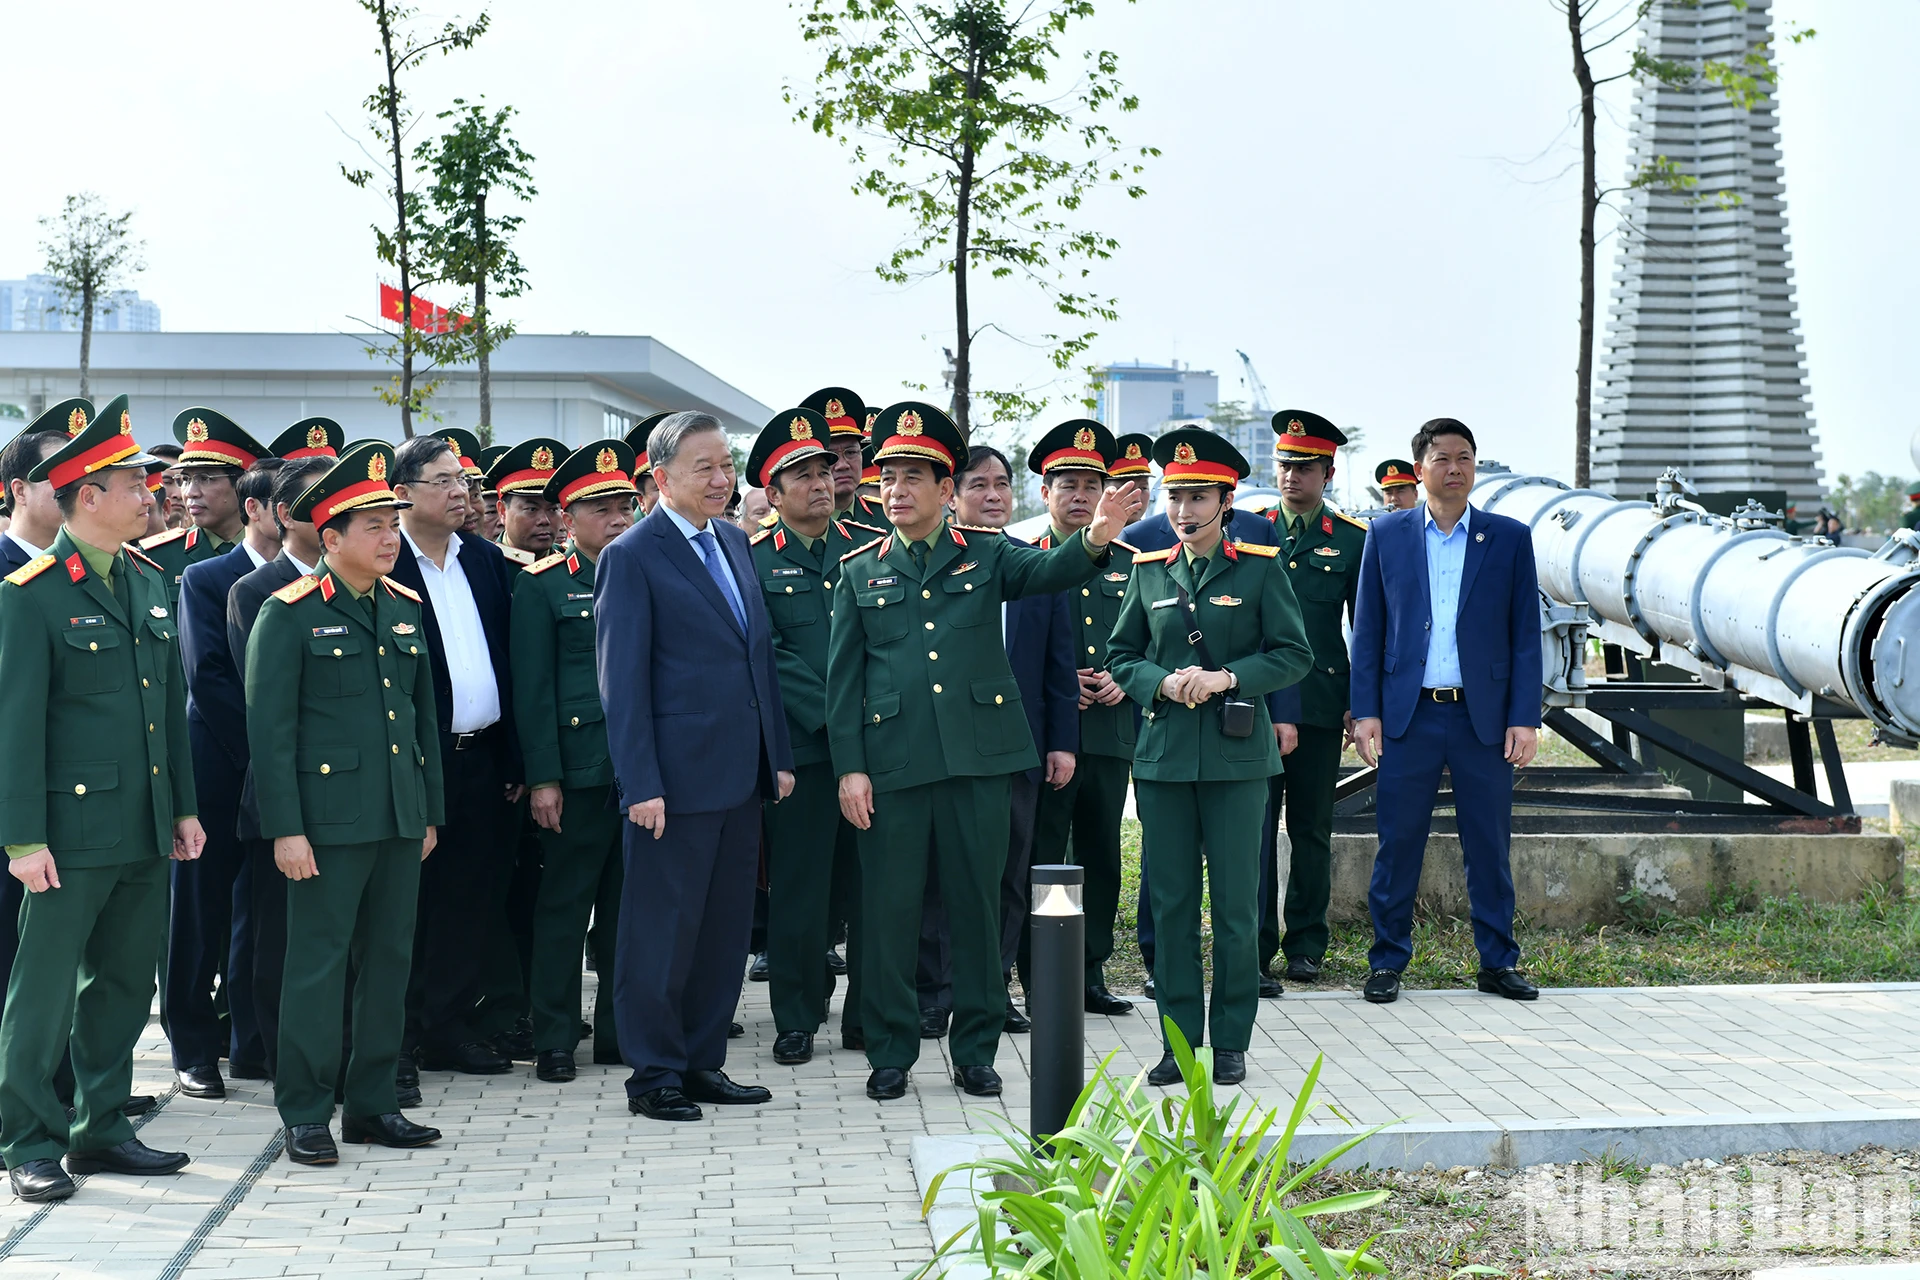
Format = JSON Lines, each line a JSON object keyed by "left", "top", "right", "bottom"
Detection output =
{"left": 137, "top": 525, "right": 229, "bottom": 607}
{"left": 510, "top": 544, "right": 624, "bottom": 1057}
{"left": 0, "top": 530, "right": 198, "bottom": 1167}
{"left": 1270, "top": 504, "right": 1366, "bottom": 730}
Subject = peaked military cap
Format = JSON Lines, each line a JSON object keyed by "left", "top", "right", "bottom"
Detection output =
{"left": 748, "top": 408, "right": 834, "bottom": 489}
{"left": 626, "top": 412, "right": 675, "bottom": 476}
{"left": 439, "top": 428, "right": 485, "bottom": 479}
{"left": 173, "top": 407, "right": 268, "bottom": 469}
{"left": 1153, "top": 425, "right": 1250, "bottom": 489}
{"left": 270, "top": 417, "right": 344, "bottom": 460}
{"left": 474, "top": 443, "right": 508, "bottom": 495}
{"left": 30, "top": 395, "right": 162, "bottom": 487}
{"left": 291, "top": 441, "right": 410, "bottom": 525}
{"left": 545, "top": 439, "right": 639, "bottom": 508}
{"left": 1109, "top": 432, "right": 1153, "bottom": 479}
{"left": 27, "top": 396, "right": 94, "bottom": 441}
{"left": 1029, "top": 418, "right": 1115, "bottom": 476}
{"left": 870, "top": 401, "right": 964, "bottom": 472}
{"left": 1375, "top": 458, "right": 1418, "bottom": 489}
{"left": 860, "top": 437, "right": 880, "bottom": 487}
{"left": 799, "top": 387, "right": 867, "bottom": 440}
{"left": 488, "top": 437, "right": 569, "bottom": 497}
{"left": 1270, "top": 409, "right": 1346, "bottom": 463}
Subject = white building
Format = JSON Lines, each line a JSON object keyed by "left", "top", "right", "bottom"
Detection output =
{"left": 0, "top": 275, "right": 161, "bottom": 333}
{"left": 1092, "top": 360, "right": 1220, "bottom": 436}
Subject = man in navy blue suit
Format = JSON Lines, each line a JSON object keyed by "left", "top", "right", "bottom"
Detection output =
{"left": 1349, "top": 418, "right": 1541, "bottom": 1004}
{"left": 594, "top": 412, "right": 794, "bottom": 1123}
{"left": 167, "top": 457, "right": 288, "bottom": 1095}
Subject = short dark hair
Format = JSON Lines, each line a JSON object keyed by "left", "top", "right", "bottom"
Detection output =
{"left": 235, "top": 458, "right": 288, "bottom": 527}
{"left": 148, "top": 442, "right": 183, "bottom": 463}
{"left": 1, "top": 430, "right": 63, "bottom": 503}
{"left": 392, "top": 434, "right": 452, "bottom": 487}
{"left": 271, "top": 458, "right": 334, "bottom": 534}
{"left": 959, "top": 444, "right": 1012, "bottom": 480}
{"left": 1411, "top": 418, "right": 1476, "bottom": 461}
{"left": 53, "top": 479, "right": 94, "bottom": 516}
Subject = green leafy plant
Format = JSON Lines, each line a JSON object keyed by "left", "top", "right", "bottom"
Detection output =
{"left": 914, "top": 1021, "right": 1399, "bottom": 1278}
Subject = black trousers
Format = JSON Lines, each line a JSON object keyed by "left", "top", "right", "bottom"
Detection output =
{"left": 163, "top": 731, "right": 262, "bottom": 1070}
{"left": 918, "top": 771, "right": 1040, "bottom": 1010}
{"left": 408, "top": 727, "right": 514, "bottom": 1051}
{"left": 613, "top": 795, "right": 760, "bottom": 1096}
{"left": 245, "top": 837, "right": 287, "bottom": 1075}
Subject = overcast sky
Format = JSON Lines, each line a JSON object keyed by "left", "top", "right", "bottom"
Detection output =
{"left": 6, "top": 0, "right": 1913, "bottom": 488}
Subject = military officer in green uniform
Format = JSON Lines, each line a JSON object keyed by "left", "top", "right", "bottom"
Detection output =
{"left": 0, "top": 407, "right": 203, "bottom": 1202}
{"left": 245, "top": 442, "right": 445, "bottom": 1166}
{"left": 1107, "top": 426, "right": 1312, "bottom": 1087}
{"left": 746, "top": 408, "right": 883, "bottom": 1066}
{"left": 625, "top": 412, "right": 673, "bottom": 516}
{"left": 138, "top": 406, "right": 270, "bottom": 605}
{"left": 1264, "top": 412, "right": 1368, "bottom": 985}
{"left": 511, "top": 440, "right": 639, "bottom": 1083}
{"left": 828, "top": 403, "right": 1143, "bottom": 1102}
{"left": 488, "top": 437, "right": 568, "bottom": 571}
{"left": 1375, "top": 458, "right": 1419, "bottom": 511}
{"left": 1025, "top": 419, "right": 1138, "bottom": 1016}
{"left": 799, "top": 387, "right": 885, "bottom": 523}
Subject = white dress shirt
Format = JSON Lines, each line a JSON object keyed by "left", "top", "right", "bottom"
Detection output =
{"left": 241, "top": 540, "right": 270, "bottom": 571}
{"left": 285, "top": 550, "right": 316, "bottom": 577}
{"left": 6, "top": 531, "right": 45, "bottom": 561}
{"left": 402, "top": 529, "right": 502, "bottom": 733}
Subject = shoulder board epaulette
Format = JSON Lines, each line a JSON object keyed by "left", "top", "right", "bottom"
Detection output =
{"left": 1130, "top": 547, "right": 1175, "bottom": 564}
{"left": 843, "top": 518, "right": 885, "bottom": 536}
{"left": 1112, "top": 538, "right": 1138, "bottom": 555}
{"left": 139, "top": 527, "right": 189, "bottom": 551}
{"left": 840, "top": 535, "right": 885, "bottom": 563}
{"left": 758, "top": 511, "right": 780, "bottom": 529}
{"left": 749, "top": 526, "right": 775, "bottom": 546}
{"left": 1232, "top": 541, "right": 1280, "bottom": 558}
{"left": 125, "top": 545, "right": 163, "bottom": 572}
{"left": 523, "top": 552, "right": 568, "bottom": 575}
{"left": 381, "top": 575, "right": 422, "bottom": 602}
{"left": 3, "top": 554, "right": 56, "bottom": 587}
{"left": 950, "top": 523, "right": 1004, "bottom": 535}
{"left": 500, "top": 544, "right": 536, "bottom": 565}
{"left": 272, "top": 575, "right": 320, "bottom": 604}
{"left": 1334, "top": 510, "right": 1369, "bottom": 531}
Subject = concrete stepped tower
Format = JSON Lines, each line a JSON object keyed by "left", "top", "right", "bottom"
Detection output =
{"left": 1593, "top": 0, "right": 1824, "bottom": 509}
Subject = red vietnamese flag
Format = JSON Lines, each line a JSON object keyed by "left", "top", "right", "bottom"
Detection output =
{"left": 379, "top": 284, "right": 471, "bottom": 335}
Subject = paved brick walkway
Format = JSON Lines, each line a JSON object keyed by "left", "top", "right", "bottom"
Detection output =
{"left": 2, "top": 978, "right": 1916, "bottom": 1277}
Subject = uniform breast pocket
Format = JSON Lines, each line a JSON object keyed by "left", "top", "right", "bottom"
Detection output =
{"left": 970, "top": 677, "right": 1027, "bottom": 755}
{"left": 559, "top": 608, "right": 596, "bottom": 652}
{"left": 854, "top": 584, "right": 909, "bottom": 642}
{"left": 306, "top": 634, "right": 369, "bottom": 698}
{"left": 60, "top": 627, "right": 124, "bottom": 696}
{"left": 296, "top": 747, "right": 361, "bottom": 825}
{"left": 46, "top": 761, "right": 121, "bottom": 850}
{"left": 393, "top": 637, "right": 423, "bottom": 694}
{"left": 1099, "top": 572, "right": 1129, "bottom": 602}
{"left": 764, "top": 573, "right": 818, "bottom": 628}
{"left": 941, "top": 566, "right": 994, "bottom": 626}
{"left": 1297, "top": 561, "right": 1350, "bottom": 602}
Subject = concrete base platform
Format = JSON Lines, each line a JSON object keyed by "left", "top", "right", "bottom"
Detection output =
{"left": 1328, "top": 831, "right": 1904, "bottom": 927}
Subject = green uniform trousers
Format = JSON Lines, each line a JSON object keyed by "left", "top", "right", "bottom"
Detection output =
{"left": 0, "top": 858, "right": 167, "bottom": 1167}
{"left": 859, "top": 775, "right": 1009, "bottom": 1071}
{"left": 276, "top": 838, "right": 421, "bottom": 1126}
{"left": 529, "top": 784, "right": 623, "bottom": 1056}
{"left": 1031, "top": 753, "right": 1131, "bottom": 983}
{"left": 1136, "top": 778, "right": 1265, "bottom": 1053}
{"left": 765, "top": 762, "right": 863, "bottom": 1036}
{"left": 1274, "top": 723, "right": 1343, "bottom": 965}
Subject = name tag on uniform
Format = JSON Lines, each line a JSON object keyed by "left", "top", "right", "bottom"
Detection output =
{"left": 1150, "top": 597, "right": 1179, "bottom": 610}
{"left": 69, "top": 615, "right": 106, "bottom": 627}
{"left": 312, "top": 625, "right": 348, "bottom": 637}
{"left": 392, "top": 623, "right": 417, "bottom": 635}
{"left": 770, "top": 567, "right": 804, "bottom": 578}
{"left": 1208, "top": 595, "right": 1243, "bottom": 607}
{"left": 867, "top": 576, "right": 898, "bottom": 588}
{"left": 566, "top": 592, "right": 593, "bottom": 600}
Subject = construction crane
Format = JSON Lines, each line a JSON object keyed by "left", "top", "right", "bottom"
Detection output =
{"left": 1235, "top": 349, "right": 1272, "bottom": 415}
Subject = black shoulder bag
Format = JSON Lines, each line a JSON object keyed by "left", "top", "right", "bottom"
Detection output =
{"left": 1173, "top": 583, "right": 1257, "bottom": 738}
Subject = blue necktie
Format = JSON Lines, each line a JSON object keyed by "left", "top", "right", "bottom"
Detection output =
{"left": 694, "top": 529, "right": 747, "bottom": 631}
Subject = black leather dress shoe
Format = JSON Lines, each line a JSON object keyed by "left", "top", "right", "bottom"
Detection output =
{"left": 866, "top": 1068, "right": 907, "bottom": 1100}
{"left": 683, "top": 1069, "right": 771, "bottom": 1105}
{"left": 826, "top": 947, "right": 847, "bottom": 975}
{"left": 177, "top": 1064, "right": 225, "bottom": 1099}
{"left": 953, "top": 1065, "right": 1002, "bottom": 1097}
{"left": 421, "top": 1041, "right": 512, "bottom": 1074}
{"left": 1477, "top": 967, "right": 1540, "bottom": 1000}
{"left": 395, "top": 1052, "right": 419, "bottom": 1089}
{"left": 1146, "top": 1052, "right": 1182, "bottom": 1087}
{"left": 1363, "top": 969, "right": 1402, "bottom": 1004}
{"left": 284, "top": 1124, "right": 338, "bottom": 1165}
{"left": 228, "top": 1059, "right": 272, "bottom": 1081}
{"left": 773, "top": 1031, "right": 813, "bottom": 1064}
{"left": 580, "top": 1018, "right": 594, "bottom": 1042}
{"left": 1002, "top": 1000, "right": 1030, "bottom": 1034}
{"left": 919, "top": 1007, "right": 949, "bottom": 1039}
{"left": 342, "top": 1112, "right": 441, "bottom": 1147}
{"left": 630, "top": 1087, "right": 701, "bottom": 1121}
{"left": 65, "top": 1137, "right": 190, "bottom": 1176}
{"left": 1084, "top": 984, "right": 1133, "bottom": 1015}
{"left": 1142, "top": 974, "right": 1155, "bottom": 999}
{"left": 842, "top": 1026, "right": 865, "bottom": 1052}
{"left": 121, "top": 1094, "right": 156, "bottom": 1117}
{"left": 1258, "top": 972, "right": 1284, "bottom": 999}
{"left": 1284, "top": 956, "right": 1321, "bottom": 983}
{"left": 10, "top": 1158, "right": 75, "bottom": 1201}
{"left": 747, "top": 952, "right": 770, "bottom": 982}
{"left": 728, "top": 1021, "right": 744, "bottom": 1039}
{"left": 397, "top": 1082, "right": 423, "bottom": 1109}
{"left": 1212, "top": 1050, "right": 1246, "bottom": 1085}
{"left": 493, "top": 1019, "right": 536, "bottom": 1062}
{"left": 537, "top": 1049, "right": 577, "bottom": 1082}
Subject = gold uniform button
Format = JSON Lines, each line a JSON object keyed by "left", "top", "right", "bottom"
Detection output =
{"left": 570, "top": 716, "right": 580, "bottom": 726}
{"left": 320, "top": 764, "right": 331, "bottom": 775}
{"left": 872, "top": 714, "right": 882, "bottom": 723}
{"left": 994, "top": 695, "right": 1004, "bottom": 705}
{"left": 928, "top": 651, "right": 938, "bottom": 661}
{"left": 142, "top": 678, "right": 150, "bottom": 688}
{"left": 333, "top": 647, "right": 343, "bottom": 657}
{"left": 825, "top": 580, "right": 833, "bottom": 589}
{"left": 88, "top": 641, "right": 98, "bottom": 651}
{"left": 1288, "top": 561, "right": 1297, "bottom": 569}
{"left": 924, "top": 622, "right": 935, "bottom": 631}
{"left": 932, "top": 683, "right": 943, "bottom": 693}
{"left": 392, "top": 744, "right": 400, "bottom": 755}
{"left": 1087, "top": 646, "right": 1097, "bottom": 655}
{"left": 379, "top": 646, "right": 386, "bottom": 655}
{"left": 1082, "top": 588, "right": 1091, "bottom": 597}
{"left": 152, "top": 766, "right": 160, "bottom": 776}
{"left": 388, "top": 710, "right": 396, "bottom": 721}
{"left": 964, "top": 583, "right": 974, "bottom": 592}
{"left": 74, "top": 784, "right": 86, "bottom": 796}
{"left": 784, "top": 586, "right": 793, "bottom": 594}
{"left": 921, "top": 589, "right": 931, "bottom": 600}
{"left": 876, "top": 598, "right": 886, "bottom": 608}
{"left": 148, "top": 723, "right": 154, "bottom": 733}
{"left": 1085, "top": 616, "right": 1094, "bottom": 625}
{"left": 409, "top": 646, "right": 418, "bottom": 654}
{"left": 580, "top": 609, "right": 590, "bottom": 616}
{"left": 383, "top": 678, "right": 391, "bottom": 688}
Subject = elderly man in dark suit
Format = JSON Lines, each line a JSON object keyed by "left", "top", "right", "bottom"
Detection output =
{"left": 1350, "top": 417, "right": 1542, "bottom": 1005}
{"left": 594, "top": 411, "right": 794, "bottom": 1123}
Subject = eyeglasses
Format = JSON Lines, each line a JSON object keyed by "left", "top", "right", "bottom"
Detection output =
{"left": 406, "top": 473, "right": 467, "bottom": 491}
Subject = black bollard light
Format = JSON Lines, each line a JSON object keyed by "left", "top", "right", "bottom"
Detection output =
{"left": 1029, "top": 863, "right": 1085, "bottom": 1142}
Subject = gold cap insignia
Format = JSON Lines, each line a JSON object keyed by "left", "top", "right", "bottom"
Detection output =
{"left": 789, "top": 416, "right": 814, "bottom": 442}
{"left": 865, "top": 410, "right": 879, "bottom": 429}
{"left": 1073, "top": 426, "right": 1096, "bottom": 450}
{"left": 532, "top": 446, "right": 556, "bottom": 472}
{"left": 897, "top": 409, "right": 924, "bottom": 437}
{"left": 1386, "top": 464, "right": 1400, "bottom": 476}
{"left": 1124, "top": 443, "right": 1143, "bottom": 460}
{"left": 119, "top": 410, "right": 133, "bottom": 436}
{"left": 595, "top": 447, "right": 618, "bottom": 473}
{"left": 1286, "top": 419, "right": 1305, "bottom": 435}
{"left": 1173, "top": 442, "right": 1197, "bottom": 465}
{"left": 444, "top": 437, "right": 461, "bottom": 454}
{"left": 368, "top": 453, "right": 388, "bottom": 482}
{"left": 307, "top": 425, "right": 328, "bottom": 449}
{"left": 186, "top": 418, "right": 210, "bottom": 443}
{"left": 824, "top": 398, "right": 845, "bottom": 420}
{"left": 67, "top": 407, "right": 88, "bottom": 437}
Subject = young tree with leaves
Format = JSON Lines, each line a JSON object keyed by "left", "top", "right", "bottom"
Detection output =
{"left": 38, "top": 193, "right": 145, "bottom": 401}
{"left": 342, "top": 0, "right": 489, "bottom": 437}
{"left": 416, "top": 99, "right": 536, "bottom": 437}
{"left": 790, "top": 0, "right": 1154, "bottom": 436}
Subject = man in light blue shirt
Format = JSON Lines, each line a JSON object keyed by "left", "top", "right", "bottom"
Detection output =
{"left": 1422, "top": 502, "right": 1468, "bottom": 688}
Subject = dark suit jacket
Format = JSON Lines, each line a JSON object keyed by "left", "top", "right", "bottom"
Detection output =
{"left": 179, "top": 543, "right": 257, "bottom": 775}
{"left": 0, "top": 534, "right": 39, "bottom": 578}
{"left": 228, "top": 552, "right": 310, "bottom": 841}
{"left": 593, "top": 508, "right": 792, "bottom": 814}
{"left": 386, "top": 528, "right": 521, "bottom": 779}
{"left": 1349, "top": 504, "right": 1542, "bottom": 747}
{"left": 1002, "top": 535, "right": 1080, "bottom": 784}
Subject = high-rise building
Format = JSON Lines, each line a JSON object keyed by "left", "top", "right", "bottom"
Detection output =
{"left": 1092, "top": 360, "right": 1220, "bottom": 435}
{"left": 1592, "top": 0, "right": 1823, "bottom": 508}
{"left": 0, "top": 274, "right": 162, "bottom": 333}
